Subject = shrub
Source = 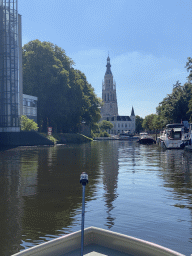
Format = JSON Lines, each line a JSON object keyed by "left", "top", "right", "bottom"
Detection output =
{"left": 20, "top": 115, "right": 38, "bottom": 131}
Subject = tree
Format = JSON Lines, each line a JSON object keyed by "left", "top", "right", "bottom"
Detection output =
{"left": 185, "top": 57, "right": 192, "bottom": 83}
{"left": 142, "top": 114, "right": 157, "bottom": 131}
{"left": 20, "top": 115, "right": 38, "bottom": 131}
{"left": 99, "top": 120, "right": 113, "bottom": 131}
{"left": 135, "top": 115, "right": 144, "bottom": 133}
{"left": 22, "top": 40, "right": 101, "bottom": 133}
{"left": 157, "top": 81, "right": 192, "bottom": 124}
{"left": 154, "top": 58, "right": 192, "bottom": 127}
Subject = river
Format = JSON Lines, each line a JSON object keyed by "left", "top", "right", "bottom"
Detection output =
{"left": 0, "top": 140, "right": 192, "bottom": 255}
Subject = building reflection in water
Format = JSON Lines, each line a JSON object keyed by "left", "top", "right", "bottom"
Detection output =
{"left": 99, "top": 141, "right": 119, "bottom": 229}
{"left": 99, "top": 141, "right": 138, "bottom": 229}
{"left": 0, "top": 148, "right": 22, "bottom": 255}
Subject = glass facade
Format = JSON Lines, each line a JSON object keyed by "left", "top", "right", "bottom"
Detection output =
{"left": 0, "top": 0, "right": 20, "bottom": 132}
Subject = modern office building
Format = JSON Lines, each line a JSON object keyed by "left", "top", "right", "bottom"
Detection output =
{"left": 0, "top": 0, "right": 22, "bottom": 132}
{"left": 0, "top": 0, "right": 37, "bottom": 134}
{"left": 101, "top": 56, "right": 135, "bottom": 135}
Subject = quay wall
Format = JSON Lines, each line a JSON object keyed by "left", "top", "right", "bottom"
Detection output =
{"left": 0, "top": 131, "right": 54, "bottom": 146}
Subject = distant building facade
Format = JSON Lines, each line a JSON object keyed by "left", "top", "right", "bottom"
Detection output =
{"left": 101, "top": 56, "right": 135, "bottom": 135}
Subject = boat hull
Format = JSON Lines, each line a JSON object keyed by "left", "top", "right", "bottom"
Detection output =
{"left": 160, "top": 139, "right": 185, "bottom": 149}
{"left": 138, "top": 138, "right": 156, "bottom": 144}
{"left": 12, "top": 227, "right": 184, "bottom": 256}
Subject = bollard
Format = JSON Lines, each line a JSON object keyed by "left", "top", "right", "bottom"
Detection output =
{"left": 80, "top": 172, "right": 88, "bottom": 256}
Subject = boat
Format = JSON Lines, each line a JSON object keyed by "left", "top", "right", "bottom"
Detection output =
{"left": 137, "top": 132, "right": 156, "bottom": 144}
{"left": 12, "top": 226, "right": 185, "bottom": 256}
{"left": 159, "top": 123, "right": 190, "bottom": 149}
{"left": 119, "top": 131, "right": 134, "bottom": 140}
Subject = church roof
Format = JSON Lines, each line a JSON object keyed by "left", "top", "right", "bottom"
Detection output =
{"left": 106, "top": 116, "right": 131, "bottom": 121}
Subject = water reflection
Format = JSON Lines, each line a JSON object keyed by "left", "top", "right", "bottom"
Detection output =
{"left": 0, "top": 142, "right": 192, "bottom": 255}
{"left": 20, "top": 145, "right": 101, "bottom": 243}
{"left": 159, "top": 150, "right": 192, "bottom": 204}
{"left": 100, "top": 141, "right": 119, "bottom": 229}
{"left": 0, "top": 148, "right": 22, "bottom": 255}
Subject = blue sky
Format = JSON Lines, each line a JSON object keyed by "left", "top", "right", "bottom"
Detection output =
{"left": 19, "top": 0, "right": 192, "bottom": 118}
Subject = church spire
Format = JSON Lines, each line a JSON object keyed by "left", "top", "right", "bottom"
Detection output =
{"left": 105, "top": 55, "right": 112, "bottom": 75}
{"left": 131, "top": 106, "right": 135, "bottom": 116}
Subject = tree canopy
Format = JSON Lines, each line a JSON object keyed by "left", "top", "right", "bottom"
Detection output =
{"left": 22, "top": 40, "right": 101, "bottom": 133}
{"left": 99, "top": 120, "right": 113, "bottom": 131}
{"left": 156, "top": 81, "right": 192, "bottom": 124}
{"left": 141, "top": 57, "right": 192, "bottom": 130}
{"left": 135, "top": 115, "right": 144, "bottom": 133}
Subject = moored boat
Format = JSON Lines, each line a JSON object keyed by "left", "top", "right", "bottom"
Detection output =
{"left": 12, "top": 226, "right": 185, "bottom": 256}
{"left": 119, "top": 131, "right": 133, "bottom": 140}
{"left": 137, "top": 132, "right": 156, "bottom": 144}
{"left": 159, "top": 123, "right": 190, "bottom": 149}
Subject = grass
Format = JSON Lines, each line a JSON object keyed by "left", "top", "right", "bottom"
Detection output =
{"left": 40, "top": 133, "right": 92, "bottom": 144}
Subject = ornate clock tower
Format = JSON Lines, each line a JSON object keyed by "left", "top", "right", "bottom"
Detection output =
{"left": 101, "top": 56, "right": 118, "bottom": 119}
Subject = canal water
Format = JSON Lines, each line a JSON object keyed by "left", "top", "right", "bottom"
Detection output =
{"left": 0, "top": 140, "right": 192, "bottom": 256}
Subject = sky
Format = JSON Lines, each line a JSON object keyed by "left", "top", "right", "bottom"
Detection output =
{"left": 18, "top": 0, "right": 192, "bottom": 118}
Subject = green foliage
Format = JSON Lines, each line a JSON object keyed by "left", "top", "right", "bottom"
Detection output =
{"left": 98, "top": 131, "right": 110, "bottom": 137}
{"left": 135, "top": 115, "right": 144, "bottom": 133}
{"left": 20, "top": 115, "right": 38, "bottom": 131}
{"left": 22, "top": 40, "right": 101, "bottom": 133}
{"left": 152, "top": 114, "right": 163, "bottom": 130}
{"left": 99, "top": 120, "right": 113, "bottom": 131}
{"left": 141, "top": 57, "right": 192, "bottom": 128}
{"left": 185, "top": 57, "right": 192, "bottom": 83}
{"left": 156, "top": 80, "right": 192, "bottom": 124}
{"left": 142, "top": 114, "right": 157, "bottom": 131}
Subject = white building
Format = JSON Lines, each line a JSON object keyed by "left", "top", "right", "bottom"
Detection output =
{"left": 101, "top": 56, "right": 135, "bottom": 135}
{"left": 23, "top": 94, "right": 38, "bottom": 123}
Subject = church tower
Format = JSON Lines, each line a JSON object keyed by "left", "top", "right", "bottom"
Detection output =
{"left": 101, "top": 56, "right": 118, "bottom": 119}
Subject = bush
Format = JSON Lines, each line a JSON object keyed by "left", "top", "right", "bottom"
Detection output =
{"left": 99, "top": 131, "right": 110, "bottom": 137}
{"left": 21, "top": 115, "right": 38, "bottom": 131}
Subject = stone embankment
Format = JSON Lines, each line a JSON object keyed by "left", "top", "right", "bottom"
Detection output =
{"left": 0, "top": 131, "right": 54, "bottom": 146}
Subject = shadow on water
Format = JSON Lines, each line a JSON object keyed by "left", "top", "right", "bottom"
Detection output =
{"left": 0, "top": 144, "right": 102, "bottom": 255}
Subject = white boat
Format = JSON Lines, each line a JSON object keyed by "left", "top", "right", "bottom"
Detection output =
{"left": 12, "top": 226, "right": 184, "bottom": 256}
{"left": 159, "top": 123, "right": 190, "bottom": 149}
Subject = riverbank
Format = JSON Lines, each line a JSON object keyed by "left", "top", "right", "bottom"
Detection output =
{"left": 94, "top": 136, "right": 139, "bottom": 140}
{"left": 42, "top": 133, "right": 93, "bottom": 144}
{"left": 0, "top": 132, "right": 92, "bottom": 147}
{"left": 0, "top": 131, "right": 54, "bottom": 146}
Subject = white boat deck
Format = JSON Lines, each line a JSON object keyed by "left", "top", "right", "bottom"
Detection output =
{"left": 64, "top": 244, "right": 133, "bottom": 256}
{"left": 65, "top": 244, "right": 133, "bottom": 256}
